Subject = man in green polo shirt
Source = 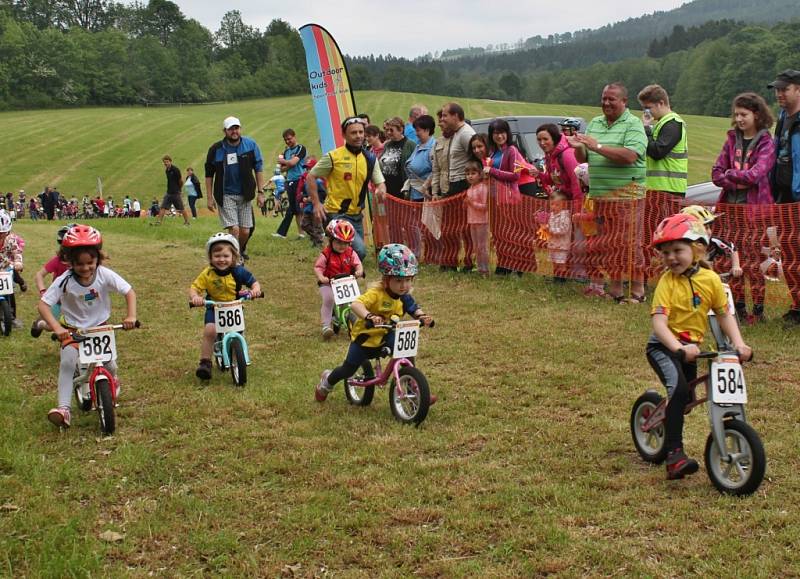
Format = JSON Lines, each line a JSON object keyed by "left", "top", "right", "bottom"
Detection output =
{"left": 568, "top": 83, "right": 647, "bottom": 302}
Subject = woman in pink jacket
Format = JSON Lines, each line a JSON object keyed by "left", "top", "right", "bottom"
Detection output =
{"left": 711, "top": 92, "right": 776, "bottom": 323}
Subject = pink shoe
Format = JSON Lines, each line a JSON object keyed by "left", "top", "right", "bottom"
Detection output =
{"left": 315, "top": 370, "right": 332, "bottom": 402}
{"left": 583, "top": 285, "right": 605, "bottom": 297}
{"left": 47, "top": 406, "right": 71, "bottom": 428}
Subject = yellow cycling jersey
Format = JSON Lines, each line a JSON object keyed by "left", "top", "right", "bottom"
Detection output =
{"left": 351, "top": 286, "right": 409, "bottom": 348}
{"left": 311, "top": 146, "right": 384, "bottom": 216}
{"left": 191, "top": 265, "right": 255, "bottom": 302}
{"left": 651, "top": 267, "right": 728, "bottom": 344}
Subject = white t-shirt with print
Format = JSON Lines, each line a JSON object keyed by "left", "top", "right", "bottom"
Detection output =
{"left": 43, "top": 265, "right": 132, "bottom": 329}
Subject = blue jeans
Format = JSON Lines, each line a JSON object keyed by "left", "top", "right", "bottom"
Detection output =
{"left": 326, "top": 212, "right": 366, "bottom": 260}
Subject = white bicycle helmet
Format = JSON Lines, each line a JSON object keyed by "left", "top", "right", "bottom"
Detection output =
{"left": 0, "top": 210, "right": 12, "bottom": 233}
{"left": 206, "top": 232, "right": 240, "bottom": 257}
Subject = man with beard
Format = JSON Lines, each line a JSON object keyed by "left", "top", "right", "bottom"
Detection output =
{"left": 307, "top": 117, "right": 386, "bottom": 259}
{"left": 205, "top": 116, "right": 265, "bottom": 259}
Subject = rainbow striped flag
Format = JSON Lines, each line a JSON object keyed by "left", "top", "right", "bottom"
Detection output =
{"left": 299, "top": 24, "right": 357, "bottom": 154}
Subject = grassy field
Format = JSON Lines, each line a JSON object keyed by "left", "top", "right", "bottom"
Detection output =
{"left": 0, "top": 91, "right": 729, "bottom": 200}
{"left": 1, "top": 213, "right": 799, "bottom": 576}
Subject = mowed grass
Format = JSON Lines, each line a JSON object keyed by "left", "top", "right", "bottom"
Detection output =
{"left": 0, "top": 91, "right": 728, "bottom": 199}
{"left": 1, "top": 215, "right": 800, "bottom": 576}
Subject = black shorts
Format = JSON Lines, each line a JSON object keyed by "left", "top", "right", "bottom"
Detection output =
{"left": 161, "top": 193, "right": 185, "bottom": 211}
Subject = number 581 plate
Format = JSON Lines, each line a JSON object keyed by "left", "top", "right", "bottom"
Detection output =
{"left": 78, "top": 326, "right": 117, "bottom": 364}
{"left": 710, "top": 355, "right": 747, "bottom": 404}
{"left": 331, "top": 276, "right": 360, "bottom": 305}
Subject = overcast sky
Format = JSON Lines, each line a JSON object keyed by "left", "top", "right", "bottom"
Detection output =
{"left": 170, "top": 0, "right": 689, "bottom": 58}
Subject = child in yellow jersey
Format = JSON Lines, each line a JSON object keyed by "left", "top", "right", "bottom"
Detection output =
{"left": 647, "top": 213, "right": 751, "bottom": 480}
{"left": 190, "top": 233, "right": 262, "bottom": 380}
{"left": 315, "top": 243, "right": 434, "bottom": 402}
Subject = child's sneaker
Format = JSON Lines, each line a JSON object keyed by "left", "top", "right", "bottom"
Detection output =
{"left": 315, "top": 370, "right": 332, "bottom": 402}
{"left": 666, "top": 447, "right": 699, "bottom": 480}
{"left": 30, "top": 318, "right": 45, "bottom": 338}
{"left": 195, "top": 359, "right": 212, "bottom": 380}
{"left": 321, "top": 326, "right": 334, "bottom": 340}
{"left": 47, "top": 406, "right": 71, "bottom": 428}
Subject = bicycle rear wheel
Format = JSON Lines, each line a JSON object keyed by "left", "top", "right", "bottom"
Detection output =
{"left": 345, "top": 361, "right": 375, "bottom": 406}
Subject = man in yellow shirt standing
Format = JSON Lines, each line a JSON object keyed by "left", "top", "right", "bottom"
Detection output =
{"left": 307, "top": 117, "right": 386, "bottom": 259}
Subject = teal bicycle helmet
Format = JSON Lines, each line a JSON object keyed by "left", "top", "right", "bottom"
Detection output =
{"left": 377, "top": 243, "right": 418, "bottom": 277}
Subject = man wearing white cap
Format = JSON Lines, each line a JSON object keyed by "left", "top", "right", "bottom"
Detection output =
{"left": 205, "top": 116, "right": 266, "bottom": 257}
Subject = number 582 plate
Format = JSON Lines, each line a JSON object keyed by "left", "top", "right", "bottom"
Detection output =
{"left": 78, "top": 326, "right": 117, "bottom": 364}
{"left": 710, "top": 355, "right": 747, "bottom": 404}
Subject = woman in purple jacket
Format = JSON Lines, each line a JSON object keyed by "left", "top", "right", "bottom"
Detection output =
{"left": 711, "top": 92, "right": 776, "bottom": 323}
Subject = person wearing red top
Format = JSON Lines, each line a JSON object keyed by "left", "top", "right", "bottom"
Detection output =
{"left": 31, "top": 224, "right": 74, "bottom": 337}
{"left": 314, "top": 219, "right": 364, "bottom": 339}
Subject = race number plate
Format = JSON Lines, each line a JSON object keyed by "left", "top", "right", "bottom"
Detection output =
{"left": 331, "top": 276, "right": 360, "bottom": 305}
{"left": 214, "top": 302, "right": 244, "bottom": 333}
{"left": 0, "top": 270, "right": 12, "bottom": 295}
{"left": 710, "top": 355, "right": 747, "bottom": 404}
{"left": 393, "top": 320, "right": 420, "bottom": 359}
{"left": 78, "top": 326, "right": 117, "bottom": 364}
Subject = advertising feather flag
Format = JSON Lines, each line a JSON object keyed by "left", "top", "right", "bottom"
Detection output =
{"left": 299, "top": 24, "right": 357, "bottom": 154}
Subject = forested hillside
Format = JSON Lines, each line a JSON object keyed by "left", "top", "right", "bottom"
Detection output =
{"left": 349, "top": 18, "right": 799, "bottom": 116}
{"left": 0, "top": 1, "right": 307, "bottom": 108}
{"left": 1, "top": 0, "right": 799, "bottom": 116}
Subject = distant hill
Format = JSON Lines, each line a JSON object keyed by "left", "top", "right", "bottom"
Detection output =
{"left": 437, "top": 0, "right": 800, "bottom": 66}
{"left": 346, "top": 0, "right": 800, "bottom": 116}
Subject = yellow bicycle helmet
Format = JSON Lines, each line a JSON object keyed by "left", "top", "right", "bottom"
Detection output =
{"left": 680, "top": 205, "right": 716, "bottom": 225}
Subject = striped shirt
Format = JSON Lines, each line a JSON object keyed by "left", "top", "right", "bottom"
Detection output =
{"left": 586, "top": 109, "right": 647, "bottom": 199}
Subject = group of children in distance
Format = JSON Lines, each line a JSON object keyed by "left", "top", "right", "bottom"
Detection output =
{"left": 6, "top": 199, "right": 756, "bottom": 481}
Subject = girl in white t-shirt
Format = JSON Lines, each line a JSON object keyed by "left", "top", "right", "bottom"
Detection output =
{"left": 38, "top": 225, "right": 137, "bottom": 429}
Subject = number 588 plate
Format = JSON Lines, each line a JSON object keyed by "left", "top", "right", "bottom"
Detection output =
{"left": 393, "top": 320, "right": 420, "bottom": 359}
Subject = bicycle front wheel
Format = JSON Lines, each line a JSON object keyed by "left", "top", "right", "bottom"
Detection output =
{"left": 705, "top": 419, "right": 766, "bottom": 496}
{"left": 389, "top": 366, "right": 430, "bottom": 426}
{"left": 95, "top": 377, "right": 116, "bottom": 435}
{"left": 229, "top": 339, "right": 247, "bottom": 387}
{"left": 0, "top": 299, "right": 12, "bottom": 336}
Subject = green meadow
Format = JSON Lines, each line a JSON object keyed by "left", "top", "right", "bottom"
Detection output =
{"left": 2, "top": 90, "right": 729, "bottom": 200}
{"left": 1, "top": 93, "right": 799, "bottom": 576}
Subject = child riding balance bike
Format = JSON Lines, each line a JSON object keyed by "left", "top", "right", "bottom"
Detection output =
{"left": 631, "top": 213, "right": 763, "bottom": 493}
{"left": 315, "top": 243, "right": 436, "bottom": 425}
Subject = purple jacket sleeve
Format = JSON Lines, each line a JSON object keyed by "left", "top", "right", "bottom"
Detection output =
{"left": 725, "top": 137, "right": 776, "bottom": 186}
{"left": 711, "top": 139, "right": 736, "bottom": 190}
{"left": 488, "top": 146, "right": 521, "bottom": 183}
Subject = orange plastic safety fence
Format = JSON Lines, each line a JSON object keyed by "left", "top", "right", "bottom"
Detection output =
{"left": 374, "top": 185, "right": 800, "bottom": 308}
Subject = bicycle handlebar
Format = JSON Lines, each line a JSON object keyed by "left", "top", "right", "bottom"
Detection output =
{"left": 67, "top": 321, "right": 141, "bottom": 341}
{"left": 189, "top": 292, "right": 264, "bottom": 308}
{"left": 365, "top": 316, "right": 435, "bottom": 329}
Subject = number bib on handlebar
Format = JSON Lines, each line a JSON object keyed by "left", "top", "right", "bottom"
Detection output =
{"left": 331, "top": 276, "right": 360, "bottom": 305}
{"left": 710, "top": 355, "right": 747, "bottom": 404}
{"left": 78, "top": 326, "right": 117, "bottom": 364}
{"left": 393, "top": 320, "right": 420, "bottom": 358}
{"left": 0, "top": 271, "right": 12, "bottom": 295}
{"left": 214, "top": 302, "right": 244, "bottom": 333}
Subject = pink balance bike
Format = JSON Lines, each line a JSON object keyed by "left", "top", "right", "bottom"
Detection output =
{"left": 65, "top": 321, "right": 140, "bottom": 435}
{"left": 344, "top": 316, "right": 434, "bottom": 426}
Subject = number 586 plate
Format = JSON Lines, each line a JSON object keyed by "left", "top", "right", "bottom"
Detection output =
{"left": 78, "top": 326, "right": 117, "bottom": 363}
{"left": 710, "top": 355, "right": 747, "bottom": 404}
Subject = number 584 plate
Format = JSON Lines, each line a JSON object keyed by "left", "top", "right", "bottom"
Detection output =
{"left": 710, "top": 355, "right": 747, "bottom": 404}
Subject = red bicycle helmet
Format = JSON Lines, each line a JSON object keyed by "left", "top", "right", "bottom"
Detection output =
{"left": 326, "top": 219, "right": 355, "bottom": 243}
{"left": 652, "top": 213, "right": 708, "bottom": 247}
{"left": 61, "top": 224, "right": 102, "bottom": 248}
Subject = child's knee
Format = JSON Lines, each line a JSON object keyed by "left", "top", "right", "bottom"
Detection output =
{"left": 203, "top": 323, "right": 216, "bottom": 339}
